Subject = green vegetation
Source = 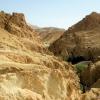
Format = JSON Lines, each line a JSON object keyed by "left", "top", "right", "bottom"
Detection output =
{"left": 75, "top": 63, "right": 88, "bottom": 73}
{"left": 80, "top": 83, "right": 84, "bottom": 92}
{"left": 75, "top": 63, "right": 89, "bottom": 92}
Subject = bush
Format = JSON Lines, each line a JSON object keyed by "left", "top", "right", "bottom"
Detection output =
{"left": 76, "top": 63, "right": 88, "bottom": 73}
{"left": 80, "top": 83, "right": 84, "bottom": 92}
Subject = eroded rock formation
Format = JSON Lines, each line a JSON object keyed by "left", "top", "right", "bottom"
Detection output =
{"left": 0, "top": 11, "right": 81, "bottom": 100}
{"left": 49, "top": 12, "right": 100, "bottom": 61}
{"left": 0, "top": 11, "right": 99, "bottom": 100}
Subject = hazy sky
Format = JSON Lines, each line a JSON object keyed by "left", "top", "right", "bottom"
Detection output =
{"left": 0, "top": 0, "right": 100, "bottom": 28}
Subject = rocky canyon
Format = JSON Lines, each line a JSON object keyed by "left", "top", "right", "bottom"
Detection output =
{"left": 0, "top": 11, "right": 99, "bottom": 100}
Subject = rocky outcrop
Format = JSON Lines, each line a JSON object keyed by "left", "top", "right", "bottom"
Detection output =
{"left": 0, "top": 65, "right": 81, "bottom": 100}
{"left": 0, "top": 27, "right": 81, "bottom": 100}
{"left": 49, "top": 12, "right": 100, "bottom": 61}
{"left": 0, "top": 11, "right": 47, "bottom": 53}
{"left": 81, "top": 88, "right": 100, "bottom": 100}
{"left": 0, "top": 11, "right": 82, "bottom": 100}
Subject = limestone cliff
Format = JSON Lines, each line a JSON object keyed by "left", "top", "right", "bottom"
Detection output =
{"left": 0, "top": 11, "right": 81, "bottom": 100}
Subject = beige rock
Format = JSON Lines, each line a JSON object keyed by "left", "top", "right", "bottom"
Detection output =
{"left": 81, "top": 88, "right": 100, "bottom": 100}
{"left": 0, "top": 11, "right": 81, "bottom": 100}
{"left": 0, "top": 11, "right": 99, "bottom": 100}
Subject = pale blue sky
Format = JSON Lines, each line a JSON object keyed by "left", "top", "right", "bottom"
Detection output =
{"left": 0, "top": 0, "right": 100, "bottom": 29}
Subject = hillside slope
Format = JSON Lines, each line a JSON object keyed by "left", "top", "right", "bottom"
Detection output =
{"left": 0, "top": 11, "right": 99, "bottom": 100}
{"left": 0, "top": 11, "right": 82, "bottom": 100}
{"left": 49, "top": 12, "right": 100, "bottom": 94}
{"left": 49, "top": 12, "right": 100, "bottom": 61}
{"left": 35, "top": 27, "right": 64, "bottom": 46}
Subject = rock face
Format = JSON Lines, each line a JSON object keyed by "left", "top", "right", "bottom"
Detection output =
{"left": 79, "top": 61, "right": 100, "bottom": 89}
{"left": 81, "top": 88, "right": 100, "bottom": 100}
{"left": 35, "top": 27, "right": 65, "bottom": 47}
{"left": 0, "top": 11, "right": 99, "bottom": 100}
{"left": 0, "top": 11, "right": 47, "bottom": 53}
{"left": 49, "top": 12, "right": 100, "bottom": 61}
{"left": 0, "top": 11, "right": 82, "bottom": 100}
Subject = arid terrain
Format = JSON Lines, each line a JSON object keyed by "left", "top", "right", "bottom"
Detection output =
{"left": 0, "top": 11, "right": 99, "bottom": 100}
{"left": 35, "top": 27, "right": 65, "bottom": 47}
{"left": 49, "top": 12, "right": 100, "bottom": 61}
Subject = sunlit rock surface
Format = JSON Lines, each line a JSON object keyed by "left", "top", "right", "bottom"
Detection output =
{"left": 0, "top": 11, "right": 82, "bottom": 100}
{"left": 0, "top": 11, "right": 99, "bottom": 100}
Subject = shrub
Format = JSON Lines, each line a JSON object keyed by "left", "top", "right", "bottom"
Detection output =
{"left": 76, "top": 63, "right": 88, "bottom": 73}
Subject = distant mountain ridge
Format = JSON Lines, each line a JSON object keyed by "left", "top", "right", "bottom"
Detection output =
{"left": 35, "top": 27, "right": 65, "bottom": 46}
